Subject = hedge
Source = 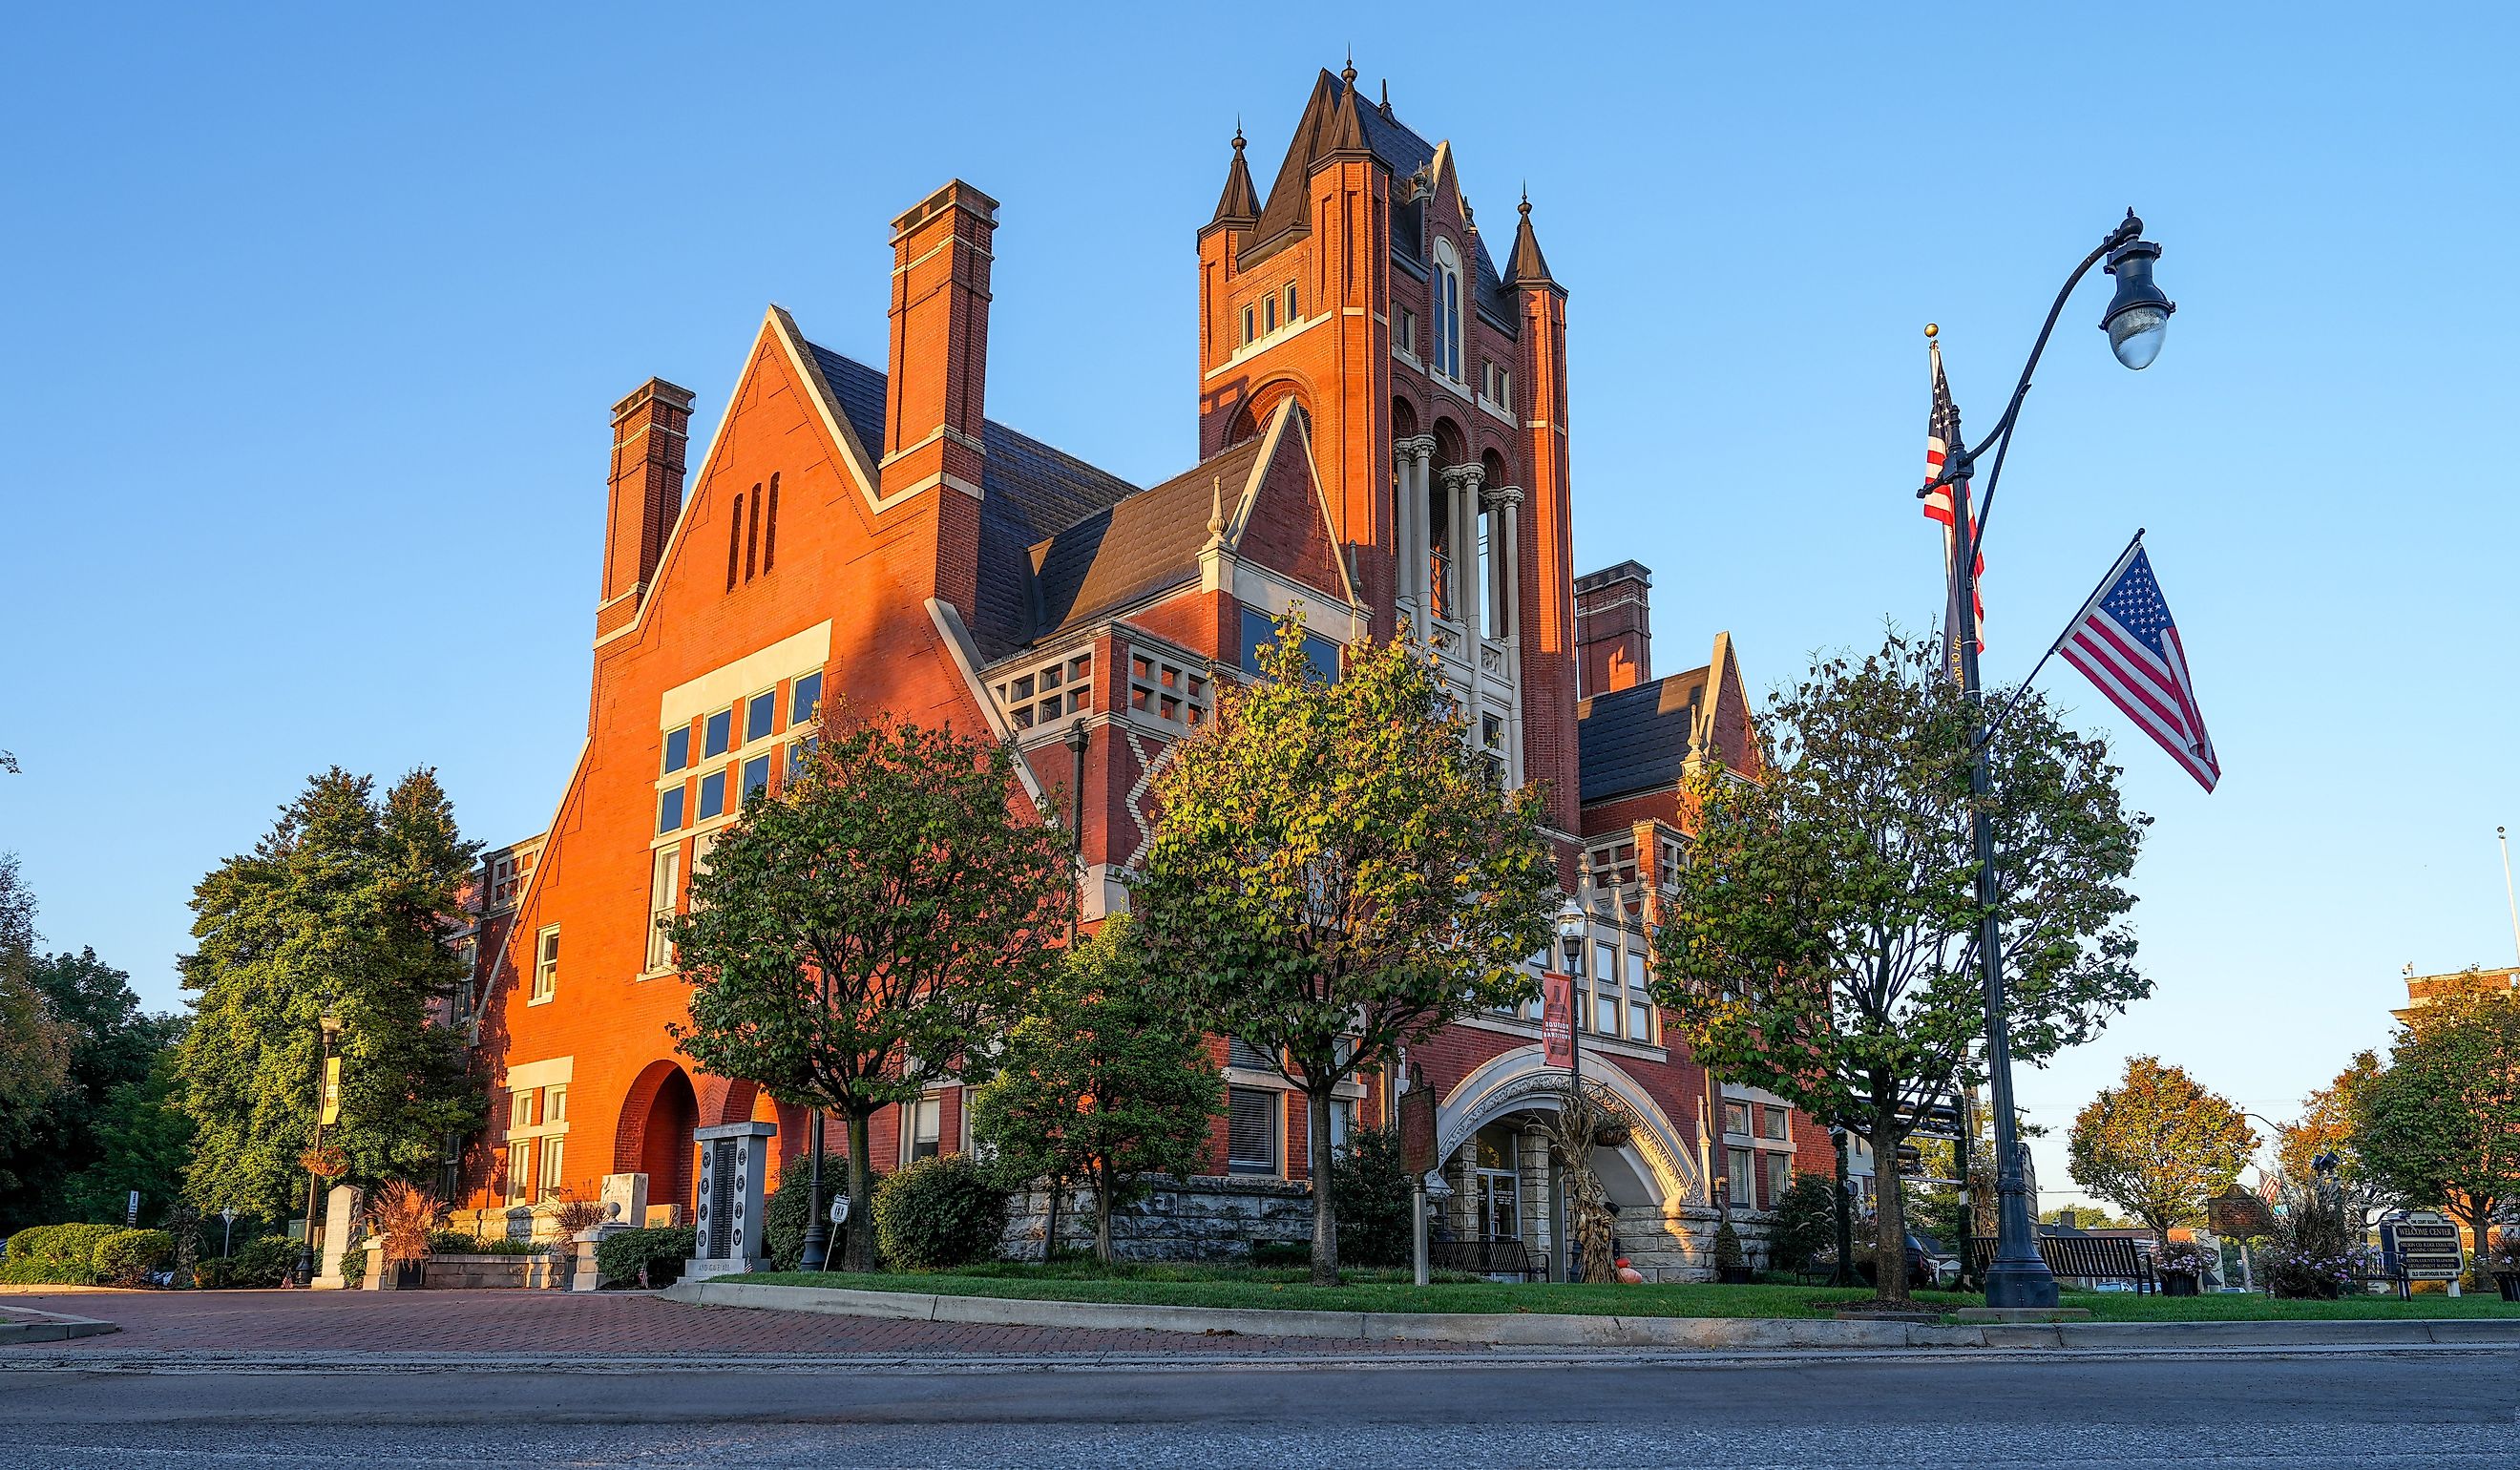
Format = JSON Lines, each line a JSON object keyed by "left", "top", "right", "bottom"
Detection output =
{"left": 1, "top": 1224, "right": 123, "bottom": 1285}
{"left": 226, "top": 1235, "right": 299, "bottom": 1288}
{"left": 94, "top": 1228, "right": 175, "bottom": 1287}
{"left": 873, "top": 1155, "right": 1008, "bottom": 1270}
{"left": 594, "top": 1226, "right": 694, "bottom": 1288}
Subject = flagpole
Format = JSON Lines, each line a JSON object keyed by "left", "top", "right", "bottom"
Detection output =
{"left": 1978, "top": 528, "right": 2146, "bottom": 746}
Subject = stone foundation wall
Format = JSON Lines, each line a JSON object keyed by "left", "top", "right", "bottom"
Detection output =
{"left": 420, "top": 1252, "right": 565, "bottom": 1290}
{"left": 1000, "top": 1175, "right": 1315, "bottom": 1263}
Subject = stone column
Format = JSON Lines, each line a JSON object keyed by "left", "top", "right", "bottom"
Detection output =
{"left": 1489, "top": 485, "right": 1526, "bottom": 784}
{"left": 572, "top": 1173, "right": 651, "bottom": 1292}
{"left": 1392, "top": 435, "right": 1436, "bottom": 620}
{"left": 1440, "top": 463, "right": 1485, "bottom": 637}
{"left": 685, "top": 1121, "right": 777, "bottom": 1281}
{"left": 311, "top": 1183, "right": 361, "bottom": 1291}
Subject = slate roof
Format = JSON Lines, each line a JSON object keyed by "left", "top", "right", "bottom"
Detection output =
{"left": 1030, "top": 438, "right": 1265, "bottom": 638}
{"left": 1575, "top": 666, "right": 1711, "bottom": 805}
{"left": 1247, "top": 70, "right": 1517, "bottom": 327}
{"left": 807, "top": 344, "right": 1144, "bottom": 658}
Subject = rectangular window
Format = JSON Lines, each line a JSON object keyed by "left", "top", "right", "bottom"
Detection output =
{"left": 790, "top": 671, "right": 822, "bottom": 726}
{"left": 1263, "top": 294, "right": 1277, "bottom": 332}
{"left": 1627, "top": 950, "right": 1652, "bottom": 1040}
{"left": 1594, "top": 941, "right": 1621, "bottom": 1034}
{"left": 744, "top": 482, "right": 761, "bottom": 581}
{"left": 704, "top": 709, "right": 733, "bottom": 758}
{"left": 698, "top": 769, "right": 726, "bottom": 821}
{"left": 1238, "top": 605, "right": 1340, "bottom": 683}
{"left": 725, "top": 493, "right": 744, "bottom": 592}
{"left": 1328, "top": 1098, "right": 1354, "bottom": 1158}
{"left": 746, "top": 690, "right": 777, "bottom": 745}
{"left": 506, "top": 1142, "right": 531, "bottom": 1205}
{"left": 1228, "top": 1086, "right": 1280, "bottom": 1174}
{"left": 788, "top": 737, "right": 815, "bottom": 780}
{"left": 1284, "top": 284, "right": 1299, "bottom": 323}
{"left": 1227, "top": 1036, "right": 1276, "bottom": 1074}
{"left": 538, "top": 1135, "right": 564, "bottom": 1198}
{"left": 1764, "top": 1151, "right": 1790, "bottom": 1208}
{"left": 741, "top": 754, "right": 770, "bottom": 802}
{"left": 545, "top": 1084, "right": 567, "bottom": 1124}
{"left": 1759, "top": 1104, "right": 1791, "bottom": 1142}
{"left": 1723, "top": 1100, "right": 1750, "bottom": 1137}
{"left": 647, "top": 847, "right": 680, "bottom": 972}
{"left": 1241, "top": 304, "right": 1255, "bottom": 345}
{"left": 531, "top": 926, "right": 558, "bottom": 1003}
{"left": 1728, "top": 1147, "right": 1755, "bottom": 1208}
{"left": 690, "top": 830, "right": 721, "bottom": 877}
{"left": 657, "top": 787, "right": 685, "bottom": 835}
{"left": 662, "top": 726, "right": 691, "bottom": 775}
{"left": 906, "top": 1096, "right": 941, "bottom": 1163}
{"left": 510, "top": 1088, "right": 535, "bottom": 1130}
{"left": 1399, "top": 309, "right": 1417, "bottom": 356}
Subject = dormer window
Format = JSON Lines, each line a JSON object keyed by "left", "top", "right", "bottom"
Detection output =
{"left": 1432, "top": 238, "right": 1464, "bottom": 382}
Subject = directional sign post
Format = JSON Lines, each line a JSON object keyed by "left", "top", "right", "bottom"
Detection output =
{"left": 2382, "top": 1209, "right": 2467, "bottom": 1294}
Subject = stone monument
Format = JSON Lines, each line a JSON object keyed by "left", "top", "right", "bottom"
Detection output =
{"left": 570, "top": 1172, "right": 651, "bottom": 1292}
{"left": 310, "top": 1183, "right": 362, "bottom": 1290}
{"left": 685, "top": 1121, "right": 776, "bottom": 1280}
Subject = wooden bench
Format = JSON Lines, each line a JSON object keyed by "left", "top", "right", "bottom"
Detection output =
{"left": 1966, "top": 1234, "right": 2157, "bottom": 1293}
{"left": 1430, "top": 1236, "right": 1545, "bottom": 1282}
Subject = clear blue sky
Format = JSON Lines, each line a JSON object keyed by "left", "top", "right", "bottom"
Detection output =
{"left": 8, "top": 5, "right": 2515, "bottom": 1208}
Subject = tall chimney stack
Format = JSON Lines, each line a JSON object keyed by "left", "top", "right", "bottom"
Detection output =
{"left": 883, "top": 180, "right": 998, "bottom": 615}
{"left": 1574, "top": 561, "right": 1653, "bottom": 697}
{"left": 598, "top": 377, "right": 695, "bottom": 642}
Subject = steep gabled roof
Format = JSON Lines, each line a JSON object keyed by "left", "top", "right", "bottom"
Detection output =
{"left": 1029, "top": 437, "right": 1266, "bottom": 638}
{"left": 1576, "top": 667, "right": 1711, "bottom": 806}
{"left": 805, "top": 344, "right": 1142, "bottom": 659}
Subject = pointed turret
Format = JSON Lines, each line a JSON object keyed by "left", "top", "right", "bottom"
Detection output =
{"left": 1507, "top": 190, "right": 1560, "bottom": 292}
{"left": 1210, "top": 125, "right": 1258, "bottom": 226}
{"left": 1323, "top": 67, "right": 1368, "bottom": 156}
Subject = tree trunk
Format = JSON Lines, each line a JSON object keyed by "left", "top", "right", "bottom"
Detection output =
{"left": 1042, "top": 1171, "right": 1061, "bottom": 1265}
{"left": 1094, "top": 1164, "right": 1115, "bottom": 1265}
{"left": 844, "top": 1110, "right": 875, "bottom": 1272}
{"left": 1308, "top": 1088, "right": 1339, "bottom": 1287}
{"left": 2457, "top": 1195, "right": 2495, "bottom": 1292}
{"left": 1869, "top": 1112, "right": 1909, "bottom": 1307}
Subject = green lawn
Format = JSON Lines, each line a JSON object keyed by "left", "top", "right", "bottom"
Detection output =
{"left": 724, "top": 1264, "right": 2520, "bottom": 1322}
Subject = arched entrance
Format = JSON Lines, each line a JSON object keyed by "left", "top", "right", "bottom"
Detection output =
{"left": 618, "top": 1061, "right": 699, "bottom": 1218}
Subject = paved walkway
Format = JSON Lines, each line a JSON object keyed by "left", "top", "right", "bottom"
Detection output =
{"left": 0, "top": 1288, "right": 1476, "bottom": 1360}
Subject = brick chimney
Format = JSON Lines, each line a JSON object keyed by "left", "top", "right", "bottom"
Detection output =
{"left": 598, "top": 377, "right": 695, "bottom": 642}
{"left": 1574, "top": 561, "right": 1653, "bottom": 697}
{"left": 883, "top": 179, "right": 998, "bottom": 615}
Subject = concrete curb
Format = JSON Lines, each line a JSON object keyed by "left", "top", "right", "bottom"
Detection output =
{"left": 663, "top": 1280, "right": 2520, "bottom": 1352}
{"left": 0, "top": 1303, "right": 119, "bottom": 1344}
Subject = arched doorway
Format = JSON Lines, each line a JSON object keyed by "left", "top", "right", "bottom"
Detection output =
{"left": 619, "top": 1061, "right": 700, "bottom": 1219}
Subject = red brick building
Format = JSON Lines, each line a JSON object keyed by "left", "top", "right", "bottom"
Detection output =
{"left": 456, "top": 66, "right": 1826, "bottom": 1276}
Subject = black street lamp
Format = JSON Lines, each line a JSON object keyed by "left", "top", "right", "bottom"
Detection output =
{"left": 295, "top": 1004, "right": 344, "bottom": 1289}
{"left": 1923, "top": 210, "right": 2174, "bottom": 1311}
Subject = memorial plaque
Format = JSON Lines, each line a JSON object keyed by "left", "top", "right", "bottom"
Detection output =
{"left": 2382, "top": 1209, "right": 2465, "bottom": 1282}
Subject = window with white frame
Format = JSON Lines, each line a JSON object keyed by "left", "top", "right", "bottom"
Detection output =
{"left": 538, "top": 1135, "right": 565, "bottom": 1197}
{"left": 904, "top": 1095, "right": 941, "bottom": 1163}
{"left": 1759, "top": 1103, "right": 1790, "bottom": 1142}
{"left": 531, "top": 926, "right": 558, "bottom": 1003}
{"left": 1483, "top": 361, "right": 1512, "bottom": 410}
{"left": 995, "top": 650, "right": 1093, "bottom": 732}
{"left": 545, "top": 1084, "right": 567, "bottom": 1124}
{"left": 1723, "top": 1100, "right": 1751, "bottom": 1137}
{"left": 1727, "top": 1146, "right": 1755, "bottom": 1208}
{"left": 1431, "top": 239, "right": 1464, "bottom": 381}
{"left": 1592, "top": 940, "right": 1621, "bottom": 1034}
{"left": 1282, "top": 283, "right": 1298, "bottom": 326}
{"left": 1586, "top": 839, "right": 1638, "bottom": 892}
{"left": 1763, "top": 1149, "right": 1790, "bottom": 1208}
{"left": 1626, "top": 947, "right": 1653, "bottom": 1041}
{"left": 1241, "top": 304, "right": 1256, "bottom": 346}
{"left": 1228, "top": 1086, "right": 1280, "bottom": 1174}
{"left": 1127, "top": 650, "right": 1211, "bottom": 731}
{"left": 646, "top": 847, "right": 680, "bottom": 973}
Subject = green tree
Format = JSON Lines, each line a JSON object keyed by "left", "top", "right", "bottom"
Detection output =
{"left": 2351, "top": 976, "right": 2520, "bottom": 1289}
{"left": 665, "top": 711, "right": 1073, "bottom": 1272}
{"left": 59, "top": 1037, "right": 196, "bottom": 1227}
{"left": 0, "top": 856, "right": 72, "bottom": 1206}
{"left": 1131, "top": 614, "right": 1557, "bottom": 1286}
{"left": 968, "top": 916, "right": 1219, "bottom": 1263}
{"left": 177, "top": 767, "right": 482, "bottom": 1222}
{"left": 2278, "top": 1049, "right": 2387, "bottom": 1228}
{"left": 0, "top": 948, "right": 183, "bottom": 1230}
{"left": 1653, "top": 630, "right": 2149, "bottom": 1306}
{"left": 1769, "top": 1170, "right": 1841, "bottom": 1274}
{"left": 2039, "top": 1204, "right": 2134, "bottom": 1230}
{"left": 2066, "top": 1056, "right": 2257, "bottom": 1246}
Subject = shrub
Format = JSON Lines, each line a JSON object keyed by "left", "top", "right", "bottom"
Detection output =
{"left": 594, "top": 1226, "right": 695, "bottom": 1288}
{"left": 1329, "top": 1126, "right": 1412, "bottom": 1268}
{"left": 193, "top": 1258, "right": 236, "bottom": 1290}
{"left": 94, "top": 1229, "right": 175, "bottom": 1287}
{"left": 2261, "top": 1184, "right": 2371, "bottom": 1298}
{"left": 1249, "top": 1240, "right": 1311, "bottom": 1269}
{"left": 1767, "top": 1172, "right": 1840, "bottom": 1274}
{"left": 369, "top": 1181, "right": 440, "bottom": 1262}
{"left": 873, "top": 1155, "right": 1008, "bottom": 1270}
{"left": 228, "top": 1235, "right": 299, "bottom": 1288}
{"left": 1, "top": 1224, "right": 123, "bottom": 1285}
{"left": 337, "top": 1244, "right": 368, "bottom": 1287}
{"left": 1712, "top": 1218, "right": 1745, "bottom": 1272}
{"left": 766, "top": 1152, "right": 852, "bottom": 1271}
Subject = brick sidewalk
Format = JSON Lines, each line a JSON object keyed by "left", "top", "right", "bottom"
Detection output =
{"left": 0, "top": 1289, "right": 1471, "bottom": 1358}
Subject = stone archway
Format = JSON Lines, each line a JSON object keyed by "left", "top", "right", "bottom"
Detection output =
{"left": 618, "top": 1060, "right": 699, "bottom": 1217}
{"left": 1434, "top": 1045, "right": 1704, "bottom": 1214}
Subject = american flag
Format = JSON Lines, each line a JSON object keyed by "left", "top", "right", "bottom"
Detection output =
{"left": 1924, "top": 337, "right": 1984, "bottom": 657}
{"left": 2057, "top": 537, "right": 2221, "bottom": 792}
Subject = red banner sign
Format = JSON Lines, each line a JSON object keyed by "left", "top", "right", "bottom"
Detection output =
{"left": 1541, "top": 971, "right": 1574, "bottom": 1068}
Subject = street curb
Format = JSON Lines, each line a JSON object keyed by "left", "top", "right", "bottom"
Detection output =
{"left": 662, "top": 1280, "right": 2520, "bottom": 1352}
{"left": 0, "top": 1303, "right": 119, "bottom": 1344}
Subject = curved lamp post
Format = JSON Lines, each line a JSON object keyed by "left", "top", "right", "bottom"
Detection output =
{"left": 1922, "top": 211, "right": 2174, "bottom": 1310}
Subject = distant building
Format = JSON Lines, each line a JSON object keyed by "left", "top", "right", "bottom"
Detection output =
{"left": 2392, "top": 964, "right": 2520, "bottom": 1027}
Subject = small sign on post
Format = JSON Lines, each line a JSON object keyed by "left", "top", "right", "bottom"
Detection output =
{"left": 126, "top": 1190, "right": 139, "bottom": 1227}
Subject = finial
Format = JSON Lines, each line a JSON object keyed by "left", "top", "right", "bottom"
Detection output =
{"left": 1519, "top": 183, "right": 1530, "bottom": 218}
{"left": 1232, "top": 116, "right": 1245, "bottom": 153}
{"left": 1379, "top": 79, "right": 1390, "bottom": 116}
{"left": 1923, "top": 323, "right": 1939, "bottom": 339}
{"left": 1342, "top": 48, "right": 1357, "bottom": 85}
{"left": 1462, "top": 196, "right": 1476, "bottom": 229}
{"left": 1208, "top": 476, "right": 1227, "bottom": 540}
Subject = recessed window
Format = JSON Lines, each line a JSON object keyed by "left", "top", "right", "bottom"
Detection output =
{"left": 1228, "top": 1086, "right": 1280, "bottom": 1174}
{"left": 1241, "top": 304, "right": 1255, "bottom": 346}
{"left": 545, "top": 1084, "right": 567, "bottom": 1124}
{"left": 725, "top": 493, "right": 745, "bottom": 592}
{"left": 538, "top": 1136, "right": 565, "bottom": 1197}
{"left": 741, "top": 754, "right": 770, "bottom": 801}
{"left": 510, "top": 1088, "right": 535, "bottom": 1130}
{"left": 1263, "top": 293, "right": 1277, "bottom": 333}
{"left": 662, "top": 726, "right": 691, "bottom": 775}
{"left": 905, "top": 1096, "right": 941, "bottom": 1163}
{"left": 1759, "top": 1104, "right": 1791, "bottom": 1143}
{"left": 1238, "top": 605, "right": 1340, "bottom": 683}
{"left": 698, "top": 770, "right": 726, "bottom": 821}
{"left": 647, "top": 847, "right": 680, "bottom": 972}
{"left": 790, "top": 671, "right": 822, "bottom": 726}
{"left": 704, "top": 709, "right": 733, "bottom": 758}
{"left": 657, "top": 787, "right": 685, "bottom": 834}
{"left": 1764, "top": 1150, "right": 1790, "bottom": 1208}
{"left": 746, "top": 690, "right": 777, "bottom": 745}
{"left": 1627, "top": 949, "right": 1652, "bottom": 1040}
{"left": 1728, "top": 1147, "right": 1755, "bottom": 1208}
{"left": 1399, "top": 309, "right": 1417, "bottom": 357}
{"left": 531, "top": 926, "right": 558, "bottom": 1004}
{"left": 1283, "top": 284, "right": 1298, "bottom": 323}
{"left": 762, "top": 472, "right": 780, "bottom": 574}
{"left": 1433, "top": 239, "right": 1464, "bottom": 381}
{"left": 1724, "top": 1100, "right": 1750, "bottom": 1137}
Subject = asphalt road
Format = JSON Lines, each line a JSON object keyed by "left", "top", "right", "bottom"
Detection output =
{"left": 4, "top": 1348, "right": 2516, "bottom": 1468}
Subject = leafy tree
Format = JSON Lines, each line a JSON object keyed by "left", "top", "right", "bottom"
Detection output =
{"left": 1131, "top": 614, "right": 1557, "bottom": 1285}
{"left": 59, "top": 1029, "right": 196, "bottom": 1227}
{"left": 1769, "top": 1170, "right": 1841, "bottom": 1274}
{"left": 2278, "top": 1049, "right": 2388, "bottom": 1228}
{"left": 0, "top": 947, "right": 183, "bottom": 1230}
{"left": 2351, "top": 977, "right": 2520, "bottom": 1288}
{"left": 1328, "top": 1124, "right": 1414, "bottom": 1270}
{"left": 177, "top": 768, "right": 482, "bottom": 1221}
{"left": 2067, "top": 1056, "right": 2258, "bottom": 1246}
{"left": 0, "top": 856, "right": 72, "bottom": 1205}
{"left": 666, "top": 712, "right": 1073, "bottom": 1272}
{"left": 2039, "top": 1204, "right": 2134, "bottom": 1230}
{"left": 1653, "top": 630, "right": 2149, "bottom": 1305}
{"left": 968, "top": 916, "right": 1219, "bottom": 1263}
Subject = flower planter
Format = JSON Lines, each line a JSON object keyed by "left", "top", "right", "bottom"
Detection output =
{"left": 2161, "top": 1270, "right": 2201, "bottom": 1297}
{"left": 2496, "top": 1272, "right": 2520, "bottom": 1303}
{"left": 1591, "top": 1121, "right": 1632, "bottom": 1149}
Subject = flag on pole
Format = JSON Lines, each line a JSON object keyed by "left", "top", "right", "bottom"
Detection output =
{"left": 2056, "top": 536, "right": 2221, "bottom": 791}
{"left": 1924, "top": 335, "right": 1984, "bottom": 664}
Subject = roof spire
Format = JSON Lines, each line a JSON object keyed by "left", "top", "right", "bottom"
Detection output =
{"left": 1506, "top": 188, "right": 1558, "bottom": 289}
{"left": 1379, "top": 79, "right": 1391, "bottom": 118}
{"left": 1341, "top": 47, "right": 1357, "bottom": 86}
{"left": 1207, "top": 475, "right": 1228, "bottom": 545}
{"left": 1209, "top": 118, "right": 1260, "bottom": 225}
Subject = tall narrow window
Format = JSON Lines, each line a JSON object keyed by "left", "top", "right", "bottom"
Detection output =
{"left": 1241, "top": 304, "right": 1255, "bottom": 345}
{"left": 905, "top": 1096, "right": 942, "bottom": 1163}
{"left": 647, "top": 846, "right": 681, "bottom": 972}
{"left": 725, "top": 493, "right": 745, "bottom": 591}
{"left": 538, "top": 1135, "right": 565, "bottom": 1198}
{"left": 762, "top": 472, "right": 780, "bottom": 573}
{"left": 1399, "top": 309, "right": 1417, "bottom": 357}
{"left": 1284, "top": 284, "right": 1299, "bottom": 324}
{"left": 744, "top": 483, "right": 761, "bottom": 581}
{"left": 1228, "top": 1086, "right": 1280, "bottom": 1174}
{"left": 789, "top": 671, "right": 823, "bottom": 726}
{"left": 531, "top": 926, "right": 559, "bottom": 1003}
